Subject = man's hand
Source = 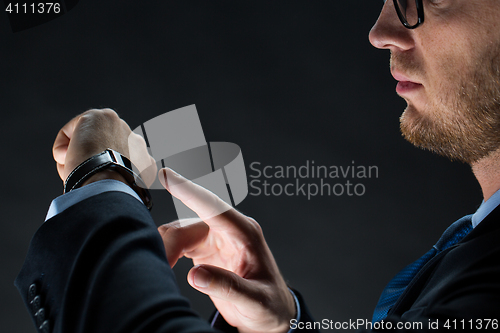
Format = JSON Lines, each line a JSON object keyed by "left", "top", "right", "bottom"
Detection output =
{"left": 52, "top": 109, "right": 155, "bottom": 186}
{"left": 157, "top": 168, "right": 296, "bottom": 333}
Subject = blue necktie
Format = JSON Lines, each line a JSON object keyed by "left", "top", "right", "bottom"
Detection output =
{"left": 372, "top": 215, "right": 473, "bottom": 323}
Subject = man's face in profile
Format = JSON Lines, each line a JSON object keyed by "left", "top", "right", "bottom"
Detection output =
{"left": 370, "top": 0, "right": 500, "bottom": 164}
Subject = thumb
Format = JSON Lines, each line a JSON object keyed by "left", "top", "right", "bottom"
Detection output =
{"left": 53, "top": 114, "right": 82, "bottom": 180}
{"left": 188, "top": 265, "right": 261, "bottom": 307}
{"left": 53, "top": 115, "right": 80, "bottom": 165}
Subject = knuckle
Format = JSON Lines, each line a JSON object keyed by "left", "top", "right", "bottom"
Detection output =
{"left": 245, "top": 216, "right": 263, "bottom": 235}
{"left": 103, "top": 110, "right": 121, "bottom": 123}
{"left": 80, "top": 109, "right": 98, "bottom": 120}
{"left": 81, "top": 108, "right": 119, "bottom": 123}
{"left": 220, "top": 275, "right": 240, "bottom": 300}
{"left": 254, "top": 290, "right": 272, "bottom": 309}
{"left": 131, "top": 132, "right": 147, "bottom": 148}
{"left": 165, "top": 222, "right": 183, "bottom": 234}
{"left": 204, "top": 195, "right": 231, "bottom": 220}
{"left": 120, "top": 118, "right": 132, "bottom": 132}
{"left": 101, "top": 108, "right": 118, "bottom": 117}
{"left": 158, "top": 223, "right": 182, "bottom": 241}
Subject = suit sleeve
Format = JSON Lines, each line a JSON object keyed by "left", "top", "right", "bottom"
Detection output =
{"left": 15, "top": 191, "right": 217, "bottom": 333}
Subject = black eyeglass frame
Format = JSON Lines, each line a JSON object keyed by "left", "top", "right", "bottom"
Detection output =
{"left": 393, "top": 0, "right": 424, "bottom": 29}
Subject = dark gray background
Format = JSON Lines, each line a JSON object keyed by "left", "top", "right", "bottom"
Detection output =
{"left": 0, "top": 1, "right": 481, "bottom": 332}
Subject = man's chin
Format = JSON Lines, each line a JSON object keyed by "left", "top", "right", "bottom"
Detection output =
{"left": 399, "top": 113, "right": 479, "bottom": 164}
{"left": 399, "top": 106, "right": 466, "bottom": 162}
{"left": 399, "top": 105, "right": 424, "bottom": 140}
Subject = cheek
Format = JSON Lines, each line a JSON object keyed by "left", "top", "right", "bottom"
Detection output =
{"left": 419, "top": 36, "right": 472, "bottom": 103}
{"left": 416, "top": 13, "right": 482, "bottom": 85}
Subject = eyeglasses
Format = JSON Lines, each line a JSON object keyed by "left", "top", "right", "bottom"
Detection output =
{"left": 386, "top": 0, "right": 424, "bottom": 29}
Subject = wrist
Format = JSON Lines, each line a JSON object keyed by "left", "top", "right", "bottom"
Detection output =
{"left": 64, "top": 149, "right": 153, "bottom": 210}
{"left": 81, "top": 169, "right": 129, "bottom": 187}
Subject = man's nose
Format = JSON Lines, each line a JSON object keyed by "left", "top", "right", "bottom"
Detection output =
{"left": 369, "top": 0, "right": 414, "bottom": 52}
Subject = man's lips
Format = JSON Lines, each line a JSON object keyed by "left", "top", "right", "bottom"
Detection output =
{"left": 396, "top": 81, "right": 423, "bottom": 94}
{"left": 391, "top": 70, "right": 423, "bottom": 95}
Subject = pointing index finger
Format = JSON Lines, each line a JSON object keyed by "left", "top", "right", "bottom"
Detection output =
{"left": 159, "top": 168, "right": 233, "bottom": 222}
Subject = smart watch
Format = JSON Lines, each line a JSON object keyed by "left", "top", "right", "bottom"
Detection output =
{"left": 63, "top": 148, "right": 153, "bottom": 210}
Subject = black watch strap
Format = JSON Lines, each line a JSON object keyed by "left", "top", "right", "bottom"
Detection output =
{"left": 63, "top": 149, "right": 153, "bottom": 210}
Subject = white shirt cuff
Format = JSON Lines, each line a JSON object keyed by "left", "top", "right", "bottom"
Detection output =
{"left": 287, "top": 288, "right": 301, "bottom": 333}
{"left": 45, "top": 179, "right": 143, "bottom": 222}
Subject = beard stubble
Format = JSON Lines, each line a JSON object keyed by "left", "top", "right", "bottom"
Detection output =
{"left": 396, "top": 45, "right": 500, "bottom": 164}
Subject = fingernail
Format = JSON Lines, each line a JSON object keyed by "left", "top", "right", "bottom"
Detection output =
{"left": 162, "top": 168, "right": 184, "bottom": 185}
{"left": 161, "top": 169, "right": 169, "bottom": 190}
{"left": 194, "top": 267, "right": 212, "bottom": 288}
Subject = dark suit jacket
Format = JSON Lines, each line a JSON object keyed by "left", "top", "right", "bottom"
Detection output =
{"left": 17, "top": 190, "right": 499, "bottom": 333}
{"left": 380, "top": 206, "right": 500, "bottom": 331}
{"left": 15, "top": 191, "right": 317, "bottom": 333}
{"left": 16, "top": 192, "right": 217, "bottom": 333}
{"left": 301, "top": 207, "right": 500, "bottom": 332}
